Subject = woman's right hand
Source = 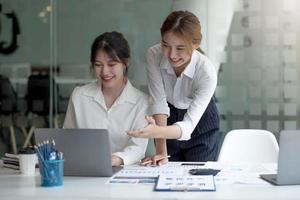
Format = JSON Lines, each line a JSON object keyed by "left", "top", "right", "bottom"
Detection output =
{"left": 140, "top": 154, "right": 169, "bottom": 166}
{"left": 127, "top": 116, "right": 162, "bottom": 138}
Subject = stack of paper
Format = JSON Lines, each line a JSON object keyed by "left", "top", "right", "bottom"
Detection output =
{"left": 1, "top": 153, "right": 19, "bottom": 170}
{"left": 107, "top": 164, "right": 184, "bottom": 185}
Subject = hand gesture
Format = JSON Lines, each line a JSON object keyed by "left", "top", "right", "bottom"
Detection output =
{"left": 128, "top": 116, "right": 162, "bottom": 138}
{"left": 140, "top": 154, "right": 169, "bottom": 166}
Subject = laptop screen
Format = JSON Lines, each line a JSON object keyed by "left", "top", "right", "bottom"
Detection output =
{"left": 34, "top": 128, "right": 114, "bottom": 177}
{"left": 277, "top": 130, "right": 300, "bottom": 184}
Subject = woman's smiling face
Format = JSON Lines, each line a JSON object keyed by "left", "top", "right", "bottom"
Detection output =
{"left": 161, "top": 31, "right": 193, "bottom": 69}
{"left": 93, "top": 50, "right": 126, "bottom": 90}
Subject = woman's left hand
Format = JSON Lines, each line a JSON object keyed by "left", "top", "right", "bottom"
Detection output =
{"left": 140, "top": 154, "right": 169, "bottom": 166}
{"left": 111, "top": 155, "right": 123, "bottom": 166}
{"left": 127, "top": 116, "right": 162, "bottom": 138}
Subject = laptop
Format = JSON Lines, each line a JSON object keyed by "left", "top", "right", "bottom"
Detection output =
{"left": 260, "top": 130, "right": 300, "bottom": 185}
{"left": 34, "top": 128, "right": 122, "bottom": 177}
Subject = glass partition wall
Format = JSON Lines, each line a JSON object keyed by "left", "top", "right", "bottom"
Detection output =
{"left": 215, "top": 0, "right": 300, "bottom": 140}
{"left": 0, "top": 0, "right": 172, "bottom": 155}
{"left": 0, "top": 0, "right": 52, "bottom": 155}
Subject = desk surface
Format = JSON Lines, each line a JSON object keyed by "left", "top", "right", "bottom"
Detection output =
{"left": 1, "top": 163, "right": 300, "bottom": 200}
{"left": 10, "top": 77, "right": 95, "bottom": 85}
{"left": 54, "top": 76, "right": 95, "bottom": 84}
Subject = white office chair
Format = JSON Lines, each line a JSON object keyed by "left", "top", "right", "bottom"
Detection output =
{"left": 218, "top": 129, "right": 279, "bottom": 163}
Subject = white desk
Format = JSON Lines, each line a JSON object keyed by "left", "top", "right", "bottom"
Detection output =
{"left": 10, "top": 77, "right": 95, "bottom": 85}
{"left": 1, "top": 163, "right": 300, "bottom": 200}
{"left": 54, "top": 76, "right": 95, "bottom": 85}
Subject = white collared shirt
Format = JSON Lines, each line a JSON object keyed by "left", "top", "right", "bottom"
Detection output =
{"left": 146, "top": 44, "right": 217, "bottom": 141}
{"left": 63, "top": 80, "right": 149, "bottom": 165}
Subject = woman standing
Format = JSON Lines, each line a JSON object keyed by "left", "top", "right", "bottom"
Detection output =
{"left": 128, "top": 11, "right": 219, "bottom": 165}
{"left": 64, "top": 31, "right": 149, "bottom": 166}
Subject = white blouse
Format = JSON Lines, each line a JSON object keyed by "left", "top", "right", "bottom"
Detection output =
{"left": 63, "top": 80, "right": 149, "bottom": 165}
{"left": 146, "top": 44, "right": 217, "bottom": 141}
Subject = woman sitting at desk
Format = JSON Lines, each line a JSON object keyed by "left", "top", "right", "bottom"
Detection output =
{"left": 63, "top": 31, "right": 149, "bottom": 166}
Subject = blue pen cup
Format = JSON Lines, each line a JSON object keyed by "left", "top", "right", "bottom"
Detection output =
{"left": 39, "top": 159, "right": 64, "bottom": 187}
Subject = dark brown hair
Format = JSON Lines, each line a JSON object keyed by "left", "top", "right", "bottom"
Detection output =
{"left": 90, "top": 31, "right": 130, "bottom": 75}
{"left": 160, "top": 10, "right": 204, "bottom": 54}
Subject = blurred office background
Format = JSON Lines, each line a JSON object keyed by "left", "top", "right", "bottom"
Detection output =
{"left": 0, "top": 0, "right": 299, "bottom": 156}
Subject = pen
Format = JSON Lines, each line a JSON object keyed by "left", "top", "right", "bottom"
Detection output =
{"left": 34, "top": 145, "right": 51, "bottom": 177}
{"left": 50, "top": 140, "right": 56, "bottom": 152}
{"left": 49, "top": 140, "right": 57, "bottom": 160}
{"left": 42, "top": 141, "right": 46, "bottom": 160}
{"left": 57, "top": 152, "right": 63, "bottom": 160}
{"left": 181, "top": 162, "right": 205, "bottom": 166}
{"left": 38, "top": 143, "right": 44, "bottom": 160}
{"left": 45, "top": 140, "right": 49, "bottom": 159}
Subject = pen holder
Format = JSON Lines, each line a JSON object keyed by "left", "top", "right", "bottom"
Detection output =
{"left": 39, "top": 159, "right": 64, "bottom": 187}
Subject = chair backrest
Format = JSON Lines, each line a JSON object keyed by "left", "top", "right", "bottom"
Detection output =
{"left": 218, "top": 129, "right": 279, "bottom": 163}
{"left": 27, "top": 74, "right": 52, "bottom": 115}
{"left": 0, "top": 75, "right": 18, "bottom": 114}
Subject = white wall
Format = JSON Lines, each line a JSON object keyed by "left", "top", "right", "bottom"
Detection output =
{"left": 172, "top": 0, "right": 236, "bottom": 72}
{"left": 172, "top": 0, "right": 300, "bottom": 135}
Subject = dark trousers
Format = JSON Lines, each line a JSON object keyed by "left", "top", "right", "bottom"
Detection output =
{"left": 167, "top": 99, "right": 220, "bottom": 162}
